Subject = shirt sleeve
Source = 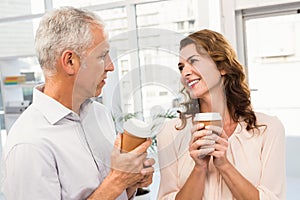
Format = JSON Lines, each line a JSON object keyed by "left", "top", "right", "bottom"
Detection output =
{"left": 157, "top": 120, "right": 180, "bottom": 200}
{"left": 1, "top": 143, "right": 61, "bottom": 200}
{"left": 258, "top": 117, "right": 286, "bottom": 200}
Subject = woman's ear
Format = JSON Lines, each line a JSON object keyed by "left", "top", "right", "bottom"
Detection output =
{"left": 220, "top": 69, "right": 226, "bottom": 76}
{"left": 61, "top": 50, "right": 80, "bottom": 75}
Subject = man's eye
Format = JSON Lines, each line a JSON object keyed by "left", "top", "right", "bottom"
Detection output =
{"left": 99, "top": 50, "right": 109, "bottom": 60}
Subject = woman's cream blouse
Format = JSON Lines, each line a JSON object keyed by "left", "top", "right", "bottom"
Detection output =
{"left": 157, "top": 112, "right": 286, "bottom": 200}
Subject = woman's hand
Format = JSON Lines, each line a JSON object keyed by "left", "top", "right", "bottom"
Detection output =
{"left": 189, "top": 123, "right": 216, "bottom": 169}
{"left": 206, "top": 125, "right": 229, "bottom": 169}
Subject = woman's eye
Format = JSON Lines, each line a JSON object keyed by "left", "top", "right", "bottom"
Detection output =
{"left": 178, "top": 65, "right": 184, "bottom": 72}
{"left": 189, "top": 59, "right": 198, "bottom": 64}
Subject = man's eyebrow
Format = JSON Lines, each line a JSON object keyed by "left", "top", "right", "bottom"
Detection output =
{"left": 100, "top": 47, "right": 109, "bottom": 53}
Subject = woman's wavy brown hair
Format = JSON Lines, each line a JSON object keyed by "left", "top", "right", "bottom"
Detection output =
{"left": 177, "top": 29, "right": 265, "bottom": 132}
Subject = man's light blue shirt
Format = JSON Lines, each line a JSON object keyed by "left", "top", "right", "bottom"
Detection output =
{"left": 1, "top": 85, "right": 128, "bottom": 200}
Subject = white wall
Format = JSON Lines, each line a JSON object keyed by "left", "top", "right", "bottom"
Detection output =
{"left": 222, "top": 1, "right": 300, "bottom": 199}
{"left": 220, "top": 0, "right": 300, "bottom": 53}
{"left": 235, "top": 0, "right": 300, "bottom": 9}
{"left": 0, "top": 0, "right": 36, "bottom": 58}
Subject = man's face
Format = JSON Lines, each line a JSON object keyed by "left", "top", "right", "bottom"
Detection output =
{"left": 74, "top": 26, "right": 114, "bottom": 99}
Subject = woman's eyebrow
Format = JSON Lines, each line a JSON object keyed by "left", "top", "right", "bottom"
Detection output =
{"left": 178, "top": 55, "right": 200, "bottom": 67}
{"left": 186, "top": 55, "right": 199, "bottom": 62}
{"left": 178, "top": 62, "right": 183, "bottom": 67}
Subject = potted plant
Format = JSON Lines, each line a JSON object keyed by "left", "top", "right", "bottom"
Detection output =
{"left": 112, "top": 109, "right": 177, "bottom": 199}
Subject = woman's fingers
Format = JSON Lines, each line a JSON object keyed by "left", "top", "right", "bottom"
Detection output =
{"left": 191, "top": 129, "right": 214, "bottom": 143}
{"left": 215, "top": 136, "right": 228, "bottom": 146}
{"left": 191, "top": 123, "right": 205, "bottom": 133}
{"left": 190, "top": 148, "right": 214, "bottom": 159}
{"left": 205, "top": 125, "right": 228, "bottom": 140}
{"left": 212, "top": 143, "right": 228, "bottom": 152}
{"left": 190, "top": 139, "right": 216, "bottom": 151}
{"left": 209, "top": 137, "right": 228, "bottom": 158}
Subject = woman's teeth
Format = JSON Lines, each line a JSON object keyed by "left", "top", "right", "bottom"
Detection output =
{"left": 188, "top": 79, "right": 200, "bottom": 87}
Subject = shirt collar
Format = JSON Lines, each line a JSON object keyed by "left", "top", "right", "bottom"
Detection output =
{"left": 32, "top": 84, "right": 75, "bottom": 125}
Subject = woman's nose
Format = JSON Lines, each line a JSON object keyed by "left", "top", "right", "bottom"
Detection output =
{"left": 181, "top": 64, "right": 192, "bottom": 77}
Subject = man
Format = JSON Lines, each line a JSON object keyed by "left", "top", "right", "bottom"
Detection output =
{"left": 1, "top": 7, "right": 154, "bottom": 200}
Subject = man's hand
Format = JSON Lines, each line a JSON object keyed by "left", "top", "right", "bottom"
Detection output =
{"left": 87, "top": 134, "right": 154, "bottom": 200}
{"left": 110, "top": 134, "right": 152, "bottom": 189}
{"left": 132, "top": 157, "right": 155, "bottom": 188}
{"left": 126, "top": 157, "right": 155, "bottom": 199}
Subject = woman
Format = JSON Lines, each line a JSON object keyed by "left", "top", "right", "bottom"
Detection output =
{"left": 157, "top": 29, "right": 285, "bottom": 200}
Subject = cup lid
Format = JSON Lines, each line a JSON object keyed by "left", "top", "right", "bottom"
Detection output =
{"left": 194, "top": 112, "right": 222, "bottom": 121}
{"left": 123, "top": 118, "right": 152, "bottom": 138}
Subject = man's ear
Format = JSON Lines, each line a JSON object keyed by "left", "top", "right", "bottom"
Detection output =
{"left": 61, "top": 50, "right": 80, "bottom": 75}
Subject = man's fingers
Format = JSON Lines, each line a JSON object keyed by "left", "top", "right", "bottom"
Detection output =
{"left": 143, "top": 158, "right": 155, "bottom": 168}
{"left": 136, "top": 174, "right": 153, "bottom": 188}
{"left": 141, "top": 166, "right": 154, "bottom": 175}
{"left": 130, "top": 138, "right": 152, "bottom": 154}
{"left": 113, "top": 134, "right": 122, "bottom": 152}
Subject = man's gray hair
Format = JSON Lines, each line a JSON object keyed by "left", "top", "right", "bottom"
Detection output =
{"left": 35, "top": 7, "right": 104, "bottom": 76}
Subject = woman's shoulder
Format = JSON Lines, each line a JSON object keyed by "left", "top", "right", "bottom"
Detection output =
{"left": 254, "top": 111, "right": 285, "bottom": 138}
{"left": 255, "top": 112, "right": 283, "bottom": 127}
{"left": 157, "top": 118, "right": 181, "bottom": 136}
{"left": 163, "top": 118, "right": 182, "bottom": 127}
{"left": 159, "top": 118, "right": 191, "bottom": 133}
{"left": 156, "top": 118, "right": 191, "bottom": 142}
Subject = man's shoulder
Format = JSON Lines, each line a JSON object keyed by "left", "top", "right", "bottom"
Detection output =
{"left": 5, "top": 104, "right": 53, "bottom": 150}
{"left": 91, "top": 100, "right": 109, "bottom": 110}
{"left": 9, "top": 105, "right": 44, "bottom": 131}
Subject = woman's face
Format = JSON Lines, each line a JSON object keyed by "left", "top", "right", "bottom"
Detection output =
{"left": 178, "top": 43, "right": 222, "bottom": 99}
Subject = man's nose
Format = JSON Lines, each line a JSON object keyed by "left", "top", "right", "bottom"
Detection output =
{"left": 105, "top": 56, "right": 114, "bottom": 72}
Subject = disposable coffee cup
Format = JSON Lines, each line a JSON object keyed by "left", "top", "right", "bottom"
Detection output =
{"left": 121, "top": 118, "right": 152, "bottom": 153}
{"left": 193, "top": 112, "right": 222, "bottom": 127}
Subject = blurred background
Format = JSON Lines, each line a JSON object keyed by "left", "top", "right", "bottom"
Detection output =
{"left": 0, "top": 0, "right": 299, "bottom": 199}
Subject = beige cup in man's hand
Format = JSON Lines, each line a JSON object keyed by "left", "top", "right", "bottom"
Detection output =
{"left": 121, "top": 119, "right": 152, "bottom": 153}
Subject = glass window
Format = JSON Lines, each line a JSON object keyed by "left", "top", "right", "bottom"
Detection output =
{"left": 52, "top": 0, "right": 123, "bottom": 8}
{"left": 95, "top": 7, "right": 127, "bottom": 38}
{"left": 136, "top": 0, "right": 197, "bottom": 32}
{"left": 135, "top": 0, "right": 200, "bottom": 122}
{"left": 92, "top": 8, "right": 134, "bottom": 120}
{"left": 245, "top": 14, "right": 300, "bottom": 136}
{"left": 0, "top": 18, "right": 40, "bottom": 57}
{"left": 177, "top": 21, "right": 185, "bottom": 30}
{"left": 188, "top": 20, "right": 195, "bottom": 29}
{"left": 0, "top": 0, "right": 44, "bottom": 18}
